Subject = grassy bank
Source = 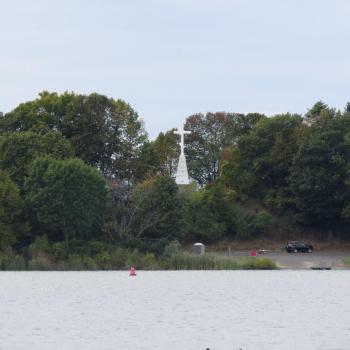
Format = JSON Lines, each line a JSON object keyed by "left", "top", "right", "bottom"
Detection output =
{"left": 166, "top": 253, "right": 277, "bottom": 270}
{"left": 0, "top": 247, "right": 277, "bottom": 271}
{"left": 342, "top": 257, "right": 350, "bottom": 266}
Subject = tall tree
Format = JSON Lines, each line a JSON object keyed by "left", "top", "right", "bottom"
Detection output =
{"left": 0, "top": 171, "right": 28, "bottom": 249}
{"left": 133, "top": 141, "right": 161, "bottom": 181}
{"left": 304, "top": 101, "right": 336, "bottom": 125}
{"left": 129, "top": 176, "right": 184, "bottom": 253}
{"left": 225, "top": 112, "right": 265, "bottom": 141}
{"left": 184, "top": 184, "right": 238, "bottom": 241}
{"left": 59, "top": 94, "right": 147, "bottom": 178}
{"left": 24, "top": 158, "right": 107, "bottom": 244}
{"left": 153, "top": 130, "right": 179, "bottom": 177}
{"left": 289, "top": 113, "right": 350, "bottom": 238}
{"left": 184, "top": 113, "right": 231, "bottom": 185}
{"left": 0, "top": 91, "right": 147, "bottom": 180}
{"left": 225, "top": 114, "right": 304, "bottom": 208}
{"left": 0, "top": 91, "right": 69, "bottom": 133}
{"left": 220, "top": 146, "right": 256, "bottom": 201}
{"left": 0, "top": 131, "right": 74, "bottom": 189}
{"left": 184, "top": 112, "right": 263, "bottom": 185}
{"left": 344, "top": 102, "right": 350, "bottom": 115}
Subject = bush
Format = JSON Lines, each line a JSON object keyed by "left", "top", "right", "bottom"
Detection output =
{"left": 342, "top": 257, "right": 350, "bottom": 266}
{"left": 110, "top": 248, "right": 130, "bottom": 269}
{"left": 95, "top": 251, "right": 112, "bottom": 269}
{"left": 29, "top": 235, "right": 50, "bottom": 257}
{"left": 59, "top": 254, "right": 98, "bottom": 270}
{"left": 81, "top": 256, "right": 98, "bottom": 270}
{"left": 10, "top": 255, "right": 27, "bottom": 270}
{"left": 235, "top": 216, "right": 251, "bottom": 240}
{"left": 64, "top": 254, "right": 85, "bottom": 270}
{"left": 125, "top": 250, "right": 160, "bottom": 270}
{"left": 50, "top": 242, "right": 67, "bottom": 260}
{"left": 241, "top": 257, "right": 277, "bottom": 270}
{"left": 166, "top": 253, "right": 277, "bottom": 270}
{"left": 0, "top": 171, "right": 28, "bottom": 250}
{"left": 249, "top": 210, "right": 272, "bottom": 235}
{"left": 163, "top": 240, "right": 181, "bottom": 257}
{"left": 236, "top": 210, "right": 272, "bottom": 239}
{"left": 28, "top": 255, "right": 54, "bottom": 270}
{"left": 140, "top": 253, "right": 160, "bottom": 270}
{"left": 86, "top": 241, "right": 109, "bottom": 255}
{"left": 183, "top": 186, "right": 234, "bottom": 242}
{"left": 0, "top": 250, "right": 26, "bottom": 270}
{"left": 167, "top": 253, "right": 237, "bottom": 270}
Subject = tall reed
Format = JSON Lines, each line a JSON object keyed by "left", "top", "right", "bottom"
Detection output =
{"left": 167, "top": 253, "right": 277, "bottom": 270}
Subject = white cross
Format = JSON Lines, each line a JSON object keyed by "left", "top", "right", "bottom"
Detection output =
{"left": 174, "top": 123, "right": 191, "bottom": 154}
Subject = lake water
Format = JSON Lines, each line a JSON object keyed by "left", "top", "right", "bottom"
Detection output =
{"left": 0, "top": 271, "right": 349, "bottom": 350}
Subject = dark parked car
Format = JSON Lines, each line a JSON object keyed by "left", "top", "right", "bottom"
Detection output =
{"left": 285, "top": 241, "right": 313, "bottom": 253}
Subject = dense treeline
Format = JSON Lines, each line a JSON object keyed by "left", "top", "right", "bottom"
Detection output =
{"left": 0, "top": 92, "right": 350, "bottom": 268}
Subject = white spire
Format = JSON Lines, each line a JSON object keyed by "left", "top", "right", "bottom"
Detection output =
{"left": 174, "top": 123, "right": 191, "bottom": 185}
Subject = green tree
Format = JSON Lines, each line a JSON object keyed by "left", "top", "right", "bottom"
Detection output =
{"left": 184, "top": 113, "right": 232, "bottom": 185}
{"left": 248, "top": 210, "right": 272, "bottom": 236}
{"left": 59, "top": 93, "right": 147, "bottom": 178}
{"left": 184, "top": 112, "right": 263, "bottom": 185}
{"left": 129, "top": 176, "right": 183, "bottom": 253}
{"left": 304, "top": 101, "right": 331, "bottom": 124}
{"left": 344, "top": 102, "right": 350, "bottom": 115}
{"left": 0, "top": 171, "right": 28, "bottom": 249}
{"left": 0, "top": 91, "right": 69, "bottom": 133}
{"left": 237, "top": 113, "right": 304, "bottom": 208}
{"left": 225, "top": 112, "right": 265, "bottom": 140}
{"left": 24, "top": 158, "right": 107, "bottom": 244}
{"left": 0, "top": 131, "right": 74, "bottom": 189}
{"left": 0, "top": 91, "right": 147, "bottom": 179}
{"left": 220, "top": 146, "right": 256, "bottom": 201}
{"left": 134, "top": 141, "right": 161, "bottom": 181}
{"left": 184, "top": 184, "right": 238, "bottom": 241}
{"left": 289, "top": 113, "right": 350, "bottom": 238}
{"left": 153, "top": 130, "right": 179, "bottom": 177}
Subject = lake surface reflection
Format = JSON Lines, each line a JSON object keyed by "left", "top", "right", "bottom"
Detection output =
{"left": 0, "top": 271, "right": 349, "bottom": 350}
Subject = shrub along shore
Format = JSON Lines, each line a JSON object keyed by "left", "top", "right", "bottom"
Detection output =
{"left": 342, "top": 258, "right": 350, "bottom": 267}
{"left": 0, "top": 237, "right": 277, "bottom": 271}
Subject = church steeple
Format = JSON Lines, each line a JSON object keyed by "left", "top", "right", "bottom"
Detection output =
{"left": 174, "top": 123, "right": 191, "bottom": 185}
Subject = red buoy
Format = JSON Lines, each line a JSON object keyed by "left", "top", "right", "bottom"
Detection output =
{"left": 129, "top": 266, "right": 137, "bottom": 276}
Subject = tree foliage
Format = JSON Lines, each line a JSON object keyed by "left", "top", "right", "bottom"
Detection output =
{"left": 104, "top": 175, "right": 183, "bottom": 253}
{"left": 289, "top": 113, "right": 350, "bottom": 231}
{"left": 2, "top": 92, "right": 350, "bottom": 258}
{"left": 130, "top": 176, "right": 184, "bottom": 252}
{"left": 133, "top": 141, "right": 161, "bottom": 181}
{"left": 153, "top": 130, "right": 179, "bottom": 177}
{"left": 0, "top": 171, "right": 28, "bottom": 249}
{"left": 0, "top": 91, "right": 147, "bottom": 180}
{"left": 0, "top": 131, "right": 74, "bottom": 189}
{"left": 24, "top": 158, "right": 107, "bottom": 244}
{"left": 183, "top": 184, "right": 238, "bottom": 241}
{"left": 228, "top": 114, "right": 305, "bottom": 208}
{"left": 184, "top": 112, "right": 263, "bottom": 185}
{"left": 184, "top": 113, "right": 229, "bottom": 185}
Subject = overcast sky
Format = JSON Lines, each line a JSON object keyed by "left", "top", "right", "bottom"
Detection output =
{"left": 1, "top": 0, "right": 350, "bottom": 137}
